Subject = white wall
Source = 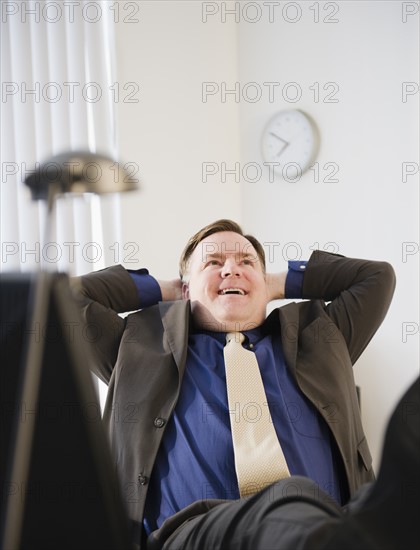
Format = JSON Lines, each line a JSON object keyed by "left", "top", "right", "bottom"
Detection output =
{"left": 237, "top": 1, "right": 419, "bottom": 469}
{"left": 115, "top": 1, "right": 242, "bottom": 279}
{"left": 115, "top": 1, "right": 419, "bottom": 469}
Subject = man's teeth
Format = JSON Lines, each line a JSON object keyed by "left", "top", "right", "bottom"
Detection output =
{"left": 220, "top": 288, "right": 245, "bottom": 295}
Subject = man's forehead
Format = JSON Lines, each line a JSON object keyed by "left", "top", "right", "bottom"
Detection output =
{"left": 193, "top": 232, "right": 259, "bottom": 262}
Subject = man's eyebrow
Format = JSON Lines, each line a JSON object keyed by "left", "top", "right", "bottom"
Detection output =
{"left": 203, "top": 252, "right": 258, "bottom": 261}
{"left": 201, "top": 253, "right": 223, "bottom": 262}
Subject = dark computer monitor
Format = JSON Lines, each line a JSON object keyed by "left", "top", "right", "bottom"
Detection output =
{"left": 0, "top": 272, "right": 132, "bottom": 549}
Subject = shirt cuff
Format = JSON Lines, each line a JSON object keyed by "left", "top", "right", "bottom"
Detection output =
{"left": 128, "top": 269, "right": 162, "bottom": 307}
{"left": 285, "top": 260, "right": 307, "bottom": 299}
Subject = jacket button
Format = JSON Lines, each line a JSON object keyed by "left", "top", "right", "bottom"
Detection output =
{"left": 154, "top": 417, "right": 166, "bottom": 428}
{"left": 138, "top": 475, "right": 148, "bottom": 485}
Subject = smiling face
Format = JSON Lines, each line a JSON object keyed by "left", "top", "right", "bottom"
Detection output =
{"left": 182, "top": 231, "right": 268, "bottom": 332}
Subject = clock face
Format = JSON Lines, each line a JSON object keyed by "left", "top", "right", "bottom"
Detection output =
{"left": 261, "top": 110, "right": 318, "bottom": 180}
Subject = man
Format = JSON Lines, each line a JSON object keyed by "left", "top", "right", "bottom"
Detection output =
{"left": 75, "top": 219, "right": 417, "bottom": 549}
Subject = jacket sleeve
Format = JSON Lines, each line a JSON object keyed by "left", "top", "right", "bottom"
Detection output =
{"left": 71, "top": 265, "right": 142, "bottom": 384}
{"left": 302, "top": 251, "right": 396, "bottom": 365}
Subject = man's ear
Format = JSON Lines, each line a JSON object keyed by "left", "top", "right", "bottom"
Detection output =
{"left": 182, "top": 283, "right": 190, "bottom": 300}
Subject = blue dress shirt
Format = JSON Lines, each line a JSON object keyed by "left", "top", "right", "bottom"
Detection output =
{"left": 128, "top": 262, "right": 346, "bottom": 535}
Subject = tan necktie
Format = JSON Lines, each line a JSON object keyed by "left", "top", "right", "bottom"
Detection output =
{"left": 224, "top": 332, "right": 290, "bottom": 497}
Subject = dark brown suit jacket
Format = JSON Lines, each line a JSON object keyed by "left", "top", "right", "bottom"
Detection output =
{"left": 75, "top": 251, "right": 395, "bottom": 548}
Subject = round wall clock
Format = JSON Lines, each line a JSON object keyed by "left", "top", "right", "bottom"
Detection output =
{"left": 261, "top": 110, "right": 319, "bottom": 180}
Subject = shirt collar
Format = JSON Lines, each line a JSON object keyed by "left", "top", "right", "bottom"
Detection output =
{"left": 191, "top": 311, "right": 280, "bottom": 346}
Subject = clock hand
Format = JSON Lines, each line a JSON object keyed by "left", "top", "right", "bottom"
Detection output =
{"left": 269, "top": 132, "right": 289, "bottom": 146}
{"left": 269, "top": 132, "right": 290, "bottom": 157}
{"left": 276, "top": 142, "right": 290, "bottom": 158}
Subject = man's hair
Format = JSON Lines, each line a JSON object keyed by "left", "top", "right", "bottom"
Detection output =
{"left": 179, "top": 219, "right": 266, "bottom": 280}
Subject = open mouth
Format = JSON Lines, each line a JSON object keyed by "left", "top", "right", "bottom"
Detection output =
{"left": 218, "top": 288, "right": 246, "bottom": 296}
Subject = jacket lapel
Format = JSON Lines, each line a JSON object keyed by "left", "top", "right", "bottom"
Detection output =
{"left": 277, "top": 302, "right": 299, "bottom": 377}
{"left": 159, "top": 300, "right": 191, "bottom": 377}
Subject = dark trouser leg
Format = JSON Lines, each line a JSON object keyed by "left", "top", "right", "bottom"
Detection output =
{"left": 320, "top": 376, "right": 420, "bottom": 550}
{"left": 164, "top": 477, "right": 343, "bottom": 550}
{"left": 163, "top": 377, "right": 419, "bottom": 550}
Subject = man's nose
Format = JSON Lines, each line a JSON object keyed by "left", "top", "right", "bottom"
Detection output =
{"left": 221, "top": 259, "right": 241, "bottom": 277}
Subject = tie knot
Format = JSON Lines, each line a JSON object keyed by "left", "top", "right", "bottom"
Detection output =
{"left": 226, "top": 332, "right": 245, "bottom": 345}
